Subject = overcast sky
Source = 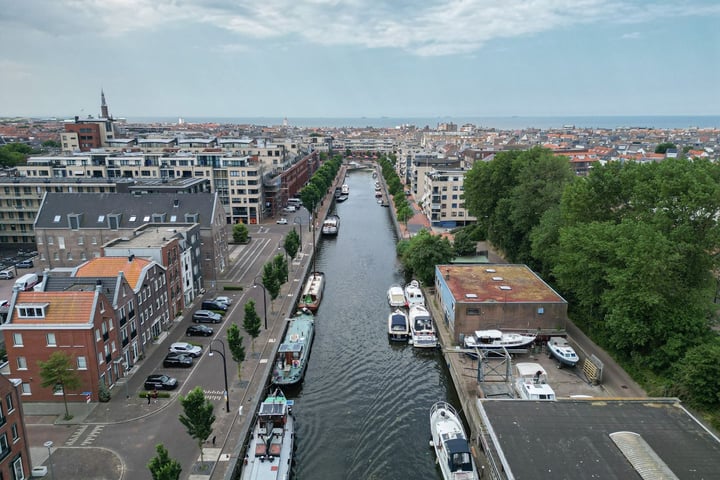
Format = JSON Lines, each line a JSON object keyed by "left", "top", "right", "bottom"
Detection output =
{"left": 1, "top": 0, "right": 718, "bottom": 119}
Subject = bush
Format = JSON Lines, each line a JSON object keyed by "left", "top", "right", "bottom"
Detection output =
{"left": 98, "top": 382, "right": 111, "bottom": 402}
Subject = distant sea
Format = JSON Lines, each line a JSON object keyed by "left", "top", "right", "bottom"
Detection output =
{"left": 129, "top": 115, "right": 720, "bottom": 130}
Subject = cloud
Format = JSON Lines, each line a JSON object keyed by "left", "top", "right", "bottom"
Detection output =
{"left": 3, "top": 0, "right": 718, "bottom": 55}
{"left": 621, "top": 32, "right": 641, "bottom": 39}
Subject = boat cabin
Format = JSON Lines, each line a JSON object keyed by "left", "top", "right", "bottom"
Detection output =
{"left": 445, "top": 438, "right": 474, "bottom": 474}
{"left": 277, "top": 341, "right": 303, "bottom": 371}
{"left": 413, "top": 315, "right": 433, "bottom": 333}
{"left": 255, "top": 397, "right": 292, "bottom": 458}
{"left": 515, "top": 362, "right": 556, "bottom": 400}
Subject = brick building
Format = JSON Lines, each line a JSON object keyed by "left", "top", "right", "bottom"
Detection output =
{"left": 0, "top": 375, "right": 30, "bottom": 480}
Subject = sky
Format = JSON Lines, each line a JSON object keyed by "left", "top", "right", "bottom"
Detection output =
{"left": 0, "top": 0, "right": 718, "bottom": 119}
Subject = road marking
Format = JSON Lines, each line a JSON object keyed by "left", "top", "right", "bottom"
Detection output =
{"left": 81, "top": 425, "right": 104, "bottom": 446}
{"left": 65, "top": 425, "right": 88, "bottom": 446}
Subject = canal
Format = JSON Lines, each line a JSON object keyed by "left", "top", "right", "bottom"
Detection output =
{"left": 292, "top": 169, "right": 459, "bottom": 479}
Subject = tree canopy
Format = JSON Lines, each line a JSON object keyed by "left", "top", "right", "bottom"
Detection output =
{"left": 179, "top": 387, "right": 215, "bottom": 466}
{"left": 38, "top": 351, "right": 82, "bottom": 420}
{"left": 147, "top": 444, "right": 182, "bottom": 480}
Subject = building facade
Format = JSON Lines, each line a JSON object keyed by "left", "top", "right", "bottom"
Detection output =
{"left": 0, "top": 375, "right": 30, "bottom": 480}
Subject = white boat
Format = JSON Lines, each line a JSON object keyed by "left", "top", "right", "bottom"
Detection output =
{"left": 409, "top": 305, "right": 437, "bottom": 348}
{"left": 463, "top": 329, "right": 536, "bottom": 354}
{"left": 341, "top": 183, "right": 349, "bottom": 195}
{"left": 387, "top": 308, "right": 410, "bottom": 342}
{"left": 514, "top": 362, "right": 556, "bottom": 400}
{"left": 387, "top": 284, "right": 406, "bottom": 308}
{"left": 547, "top": 337, "right": 579, "bottom": 368}
{"left": 298, "top": 271, "right": 324, "bottom": 313}
{"left": 321, "top": 215, "right": 340, "bottom": 235}
{"left": 404, "top": 280, "right": 425, "bottom": 308}
{"left": 240, "top": 389, "right": 294, "bottom": 480}
{"left": 430, "top": 401, "right": 479, "bottom": 480}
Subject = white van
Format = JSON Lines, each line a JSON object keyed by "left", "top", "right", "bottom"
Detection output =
{"left": 14, "top": 273, "right": 39, "bottom": 291}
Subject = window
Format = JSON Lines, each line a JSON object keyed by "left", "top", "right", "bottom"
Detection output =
{"left": 53, "top": 384, "right": 63, "bottom": 395}
{"left": 6, "top": 394, "right": 13, "bottom": 413}
{"left": 46, "top": 333, "right": 56, "bottom": 347}
{"left": 0, "top": 433, "right": 8, "bottom": 460}
{"left": 12, "top": 454, "right": 24, "bottom": 479}
{"left": 53, "top": 215, "right": 61, "bottom": 223}
{"left": 11, "top": 423, "right": 18, "bottom": 441}
{"left": 78, "top": 236, "right": 84, "bottom": 245}
{"left": 16, "top": 357, "right": 27, "bottom": 370}
{"left": 58, "top": 236, "right": 65, "bottom": 249}
{"left": 77, "top": 356, "right": 87, "bottom": 370}
{"left": 466, "top": 308, "right": 481, "bottom": 316}
{"left": 12, "top": 334, "right": 22, "bottom": 347}
{"left": 21, "top": 383, "right": 31, "bottom": 395}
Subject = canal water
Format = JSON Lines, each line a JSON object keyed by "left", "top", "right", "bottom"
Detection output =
{"left": 291, "top": 169, "right": 458, "bottom": 479}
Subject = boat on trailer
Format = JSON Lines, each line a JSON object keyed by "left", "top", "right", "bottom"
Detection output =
{"left": 298, "top": 271, "right": 325, "bottom": 313}
{"left": 430, "top": 401, "right": 480, "bottom": 480}
{"left": 387, "top": 308, "right": 410, "bottom": 342}
{"left": 547, "top": 337, "right": 579, "bottom": 368}
{"left": 272, "top": 310, "right": 315, "bottom": 386}
{"left": 463, "top": 329, "right": 536, "bottom": 357}
{"left": 514, "top": 362, "right": 556, "bottom": 400}
{"left": 240, "top": 389, "right": 294, "bottom": 480}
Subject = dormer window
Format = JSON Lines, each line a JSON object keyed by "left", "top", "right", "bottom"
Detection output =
{"left": 152, "top": 213, "right": 166, "bottom": 222}
{"left": 185, "top": 213, "right": 199, "bottom": 223}
{"left": 108, "top": 213, "right": 121, "bottom": 230}
{"left": 68, "top": 213, "right": 82, "bottom": 230}
{"left": 16, "top": 303, "right": 49, "bottom": 318}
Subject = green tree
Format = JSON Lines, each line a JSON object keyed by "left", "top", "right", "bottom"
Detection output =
{"left": 243, "top": 300, "right": 262, "bottom": 351}
{"left": 42, "top": 139, "right": 61, "bottom": 148}
{"left": 284, "top": 228, "right": 300, "bottom": 262}
{"left": 273, "top": 253, "right": 288, "bottom": 284}
{"left": 397, "top": 229, "right": 454, "bottom": 285}
{"left": 673, "top": 339, "right": 720, "bottom": 409}
{"left": 179, "top": 387, "right": 215, "bottom": 467}
{"left": 262, "top": 262, "right": 281, "bottom": 307}
{"left": 147, "top": 444, "right": 182, "bottom": 480}
{"left": 38, "top": 351, "right": 82, "bottom": 420}
{"left": 227, "top": 323, "right": 246, "bottom": 377}
{"left": 452, "top": 228, "right": 477, "bottom": 256}
{"left": 654, "top": 142, "right": 676, "bottom": 154}
{"left": 232, "top": 223, "right": 249, "bottom": 243}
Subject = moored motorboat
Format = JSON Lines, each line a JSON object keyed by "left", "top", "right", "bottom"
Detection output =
{"left": 409, "top": 304, "right": 437, "bottom": 348}
{"left": 333, "top": 186, "right": 342, "bottom": 199}
{"left": 430, "top": 401, "right": 479, "bottom": 480}
{"left": 341, "top": 183, "right": 349, "bottom": 195}
{"left": 272, "top": 310, "right": 315, "bottom": 386}
{"left": 298, "top": 271, "right": 325, "bottom": 312}
{"left": 240, "top": 388, "right": 294, "bottom": 480}
{"left": 463, "top": 329, "right": 536, "bottom": 358}
{"left": 514, "top": 362, "right": 556, "bottom": 400}
{"left": 336, "top": 194, "right": 348, "bottom": 202}
{"left": 321, "top": 215, "right": 340, "bottom": 235}
{"left": 387, "top": 308, "right": 410, "bottom": 342}
{"left": 404, "top": 280, "right": 425, "bottom": 308}
{"left": 387, "top": 284, "right": 406, "bottom": 308}
{"left": 547, "top": 337, "right": 579, "bottom": 368}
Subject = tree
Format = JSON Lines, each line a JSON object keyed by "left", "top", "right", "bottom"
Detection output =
{"left": 284, "top": 229, "right": 300, "bottom": 262}
{"left": 673, "top": 339, "right": 720, "bottom": 409}
{"left": 262, "top": 262, "right": 281, "bottom": 307}
{"left": 232, "top": 223, "right": 249, "bottom": 243}
{"left": 397, "top": 229, "right": 454, "bottom": 285}
{"left": 227, "top": 323, "right": 246, "bottom": 377}
{"left": 42, "top": 139, "right": 61, "bottom": 149}
{"left": 38, "top": 351, "right": 82, "bottom": 420}
{"left": 242, "top": 300, "right": 262, "bottom": 351}
{"left": 273, "top": 253, "right": 288, "bottom": 284}
{"left": 655, "top": 142, "right": 676, "bottom": 154}
{"left": 179, "top": 387, "right": 215, "bottom": 467}
{"left": 147, "top": 444, "right": 182, "bottom": 480}
{"left": 452, "top": 228, "right": 477, "bottom": 256}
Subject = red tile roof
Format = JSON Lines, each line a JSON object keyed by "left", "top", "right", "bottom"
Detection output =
{"left": 13, "top": 291, "right": 96, "bottom": 325}
{"left": 76, "top": 257, "right": 151, "bottom": 288}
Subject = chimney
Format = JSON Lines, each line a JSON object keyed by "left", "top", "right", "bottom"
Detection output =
{"left": 128, "top": 254, "right": 134, "bottom": 262}
{"left": 445, "top": 269, "right": 450, "bottom": 280}
{"left": 173, "top": 198, "right": 179, "bottom": 208}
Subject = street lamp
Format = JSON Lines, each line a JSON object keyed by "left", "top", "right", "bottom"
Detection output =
{"left": 253, "top": 274, "right": 268, "bottom": 330}
{"left": 293, "top": 216, "right": 303, "bottom": 251}
{"left": 44, "top": 440, "right": 55, "bottom": 480}
{"left": 208, "top": 339, "right": 230, "bottom": 413}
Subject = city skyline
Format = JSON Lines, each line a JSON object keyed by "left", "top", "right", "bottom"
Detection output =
{"left": 1, "top": 0, "right": 718, "bottom": 119}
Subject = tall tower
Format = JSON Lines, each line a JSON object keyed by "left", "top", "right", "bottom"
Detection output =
{"left": 100, "top": 89, "right": 109, "bottom": 119}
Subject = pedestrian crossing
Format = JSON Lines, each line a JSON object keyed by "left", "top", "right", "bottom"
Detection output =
{"left": 65, "top": 425, "right": 105, "bottom": 446}
{"left": 203, "top": 389, "right": 227, "bottom": 401}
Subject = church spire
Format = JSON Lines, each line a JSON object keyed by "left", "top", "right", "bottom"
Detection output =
{"left": 100, "top": 89, "right": 109, "bottom": 118}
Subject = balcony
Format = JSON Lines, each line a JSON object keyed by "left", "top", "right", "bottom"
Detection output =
{"left": 119, "top": 316, "right": 127, "bottom": 327}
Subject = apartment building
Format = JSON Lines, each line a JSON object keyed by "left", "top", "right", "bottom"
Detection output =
{"left": 0, "top": 375, "right": 30, "bottom": 480}
{"left": 1, "top": 287, "right": 120, "bottom": 402}
{"left": 420, "top": 168, "right": 476, "bottom": 228}
{"left": 32, "top": 192, "right": 228, "bottom": 284}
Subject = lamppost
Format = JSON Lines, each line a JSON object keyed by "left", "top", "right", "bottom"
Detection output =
{"left": 253, "top": 274, "right": 268, "bottom": 330}
{"left": 208, "top": 339, "right": 230, "bottom": 413}
{"left": 44, "top": 440, "right": 55, "bottom": 480}
{"left": 293, "top": 216, "right": 303, "bottom": 251}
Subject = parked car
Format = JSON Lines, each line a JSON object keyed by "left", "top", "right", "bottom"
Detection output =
{"left": 192, "top": 310, "right": 222, "bottom": 324}
{"left": 15, "top": 259, "right": 33, "bottom": 269}
{"left": 276, "top": 217, "right": 288, "bottom": 225}
{"left": 186, "top": 324, "right": 214, "bottom": 337}
{"left": 163, "top": 352, "right": 193, "bottom": 368}
{"left": 144, "top": 374, "right": 178, "bottom": 390}
{"left": 0, "top": 269, "right": 14, "bottom": 279}
{"left": 283, "top": 205, "right": 297, "bottom": 213}
{"left": 214, "top": 296, "right": 232, "bottom": 306}
{"left": 202, "top": 300, "right": 228, "bottom": 312}
{"left": 169, "top": 342, "right": 202, "bottom": 358}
